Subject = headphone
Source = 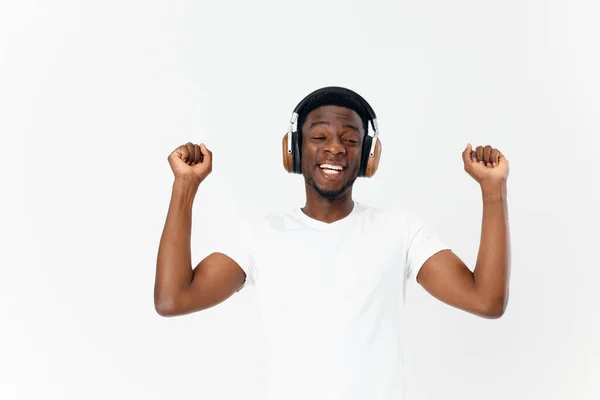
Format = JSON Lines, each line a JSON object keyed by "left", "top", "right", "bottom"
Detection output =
{"left": 281, "top": 86, "right": 382, "bottom": 178}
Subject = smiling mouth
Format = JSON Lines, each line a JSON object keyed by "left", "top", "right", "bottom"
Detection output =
{"left": 318, "top": 163, "right": 345, "bottom": 179}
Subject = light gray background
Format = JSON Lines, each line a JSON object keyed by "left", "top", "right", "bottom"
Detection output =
{"left": 1, "top": 1, "right": 598, "bottom": 399}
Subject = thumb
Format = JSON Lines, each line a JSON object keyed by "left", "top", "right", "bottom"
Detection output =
{"left": 462, "top": 143, "right": 474, "bottom": 165}
{"left": 199, "top": 143, "right": 212, "bottom": 163}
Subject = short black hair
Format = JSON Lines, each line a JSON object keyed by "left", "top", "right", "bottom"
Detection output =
{"left": 296, "top": 91, "right": 370, "bottom": 151}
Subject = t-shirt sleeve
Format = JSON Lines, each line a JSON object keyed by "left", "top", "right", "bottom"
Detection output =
{"left": 211, "top": 219, "right": 255, "bottom": 291}
{"left": 404, "top": 211, "right": 451, "bottom": 283}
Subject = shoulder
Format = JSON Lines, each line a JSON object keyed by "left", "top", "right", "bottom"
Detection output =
{"left": 355, "top": 202, "right": 412, "bottom": 225}
{"left": 237, "top": 207, "right": 300, "bottom": 236}
{"left": 355, "top": 203, "right": 435, "bottom": 240}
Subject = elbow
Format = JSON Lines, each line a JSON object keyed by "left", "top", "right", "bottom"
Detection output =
{"left": 483, "top": 304, "right": 505, "bottom": 319}
{"left": 481, "top": 297, "right": 508, "bottom": 319}
{"left": 154, "top": 296, "right": 180, "bottom": 317}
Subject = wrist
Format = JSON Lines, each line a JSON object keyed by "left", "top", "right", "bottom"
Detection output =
{"left": 480, "top": 178, "right": 506, "bottom": 191}
{"left": 480, "top": 179, "right": 507, "bottom": 203}
{"left": 173, "top": 176, "right": 200, "bottom": 197}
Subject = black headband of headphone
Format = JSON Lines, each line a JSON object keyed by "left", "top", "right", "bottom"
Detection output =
{"left": 286, "top": 86, "right": 380, "bottom": 175}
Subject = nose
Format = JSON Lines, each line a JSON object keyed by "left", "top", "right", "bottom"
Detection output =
{"left": 324, "top": 136, "right": 345, "bottom": 156}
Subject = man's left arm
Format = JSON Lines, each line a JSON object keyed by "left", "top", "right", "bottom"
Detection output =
{"left": 416, "top": 144, "right": 511, "bottom": 319}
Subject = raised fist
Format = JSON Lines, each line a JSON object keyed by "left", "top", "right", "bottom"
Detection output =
{"left": 168, "top": 142, "right": 213, "bottom": 183}
{"left": 462, "top": 143, "right": 509, "bottom": 185}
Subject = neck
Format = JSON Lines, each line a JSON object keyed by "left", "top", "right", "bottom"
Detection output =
{"left": 302, "top": 186, "right": 355, "bottom": 224}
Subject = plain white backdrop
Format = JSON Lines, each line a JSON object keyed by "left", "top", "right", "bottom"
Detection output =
{"left": 1, "top": 1, "right": 598, "bottom": 399}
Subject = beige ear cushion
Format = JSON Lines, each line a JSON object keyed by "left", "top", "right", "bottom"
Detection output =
{"left": 282, "top": 133, "right": 294, "bottom": 173}
{"left": 364, "top": 138, "right": 382, "bottom": 178}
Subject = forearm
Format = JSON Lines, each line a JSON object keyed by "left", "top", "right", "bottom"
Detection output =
{"left": 154, "top": 178, "right": 200, "bottom": 312}
{"left": 473, "top": 181, "right": 511, "bottom": 315}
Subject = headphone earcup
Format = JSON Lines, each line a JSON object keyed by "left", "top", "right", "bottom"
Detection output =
{"left": 364, "top": 138, "right": 382, "bottom": 178}
{"left": 282, "top": 133, "right": 294, "bottom": 173}
{"left": 292, "top": 131, "right": 302, "bottom": 174}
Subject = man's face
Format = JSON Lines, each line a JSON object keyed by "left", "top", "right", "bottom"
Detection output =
{"left": 300, "top": 105, "right": 365, "bottom": 200}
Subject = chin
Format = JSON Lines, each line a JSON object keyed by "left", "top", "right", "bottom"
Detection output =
{"left": 309, "top": 174, "right": 357, "bottom": 200}
{"left": 314, "top": 185, "right": 347, "bottom": 200}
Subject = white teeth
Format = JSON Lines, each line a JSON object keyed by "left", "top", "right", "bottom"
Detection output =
{"left": 320, "top": 164, "right": 343, "bottom": 171}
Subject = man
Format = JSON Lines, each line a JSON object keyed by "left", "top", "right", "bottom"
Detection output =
{"left": 154, "top": 87, "right": 511, "bottom": 400}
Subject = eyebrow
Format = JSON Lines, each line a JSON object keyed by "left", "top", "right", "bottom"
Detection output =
{"left": 308, "top": 121, "right": 360, "bottom": 132}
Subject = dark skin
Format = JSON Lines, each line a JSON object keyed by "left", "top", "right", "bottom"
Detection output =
{"left": 154, "top": 105, "right": 510, "bottom": 320}
{"left": 299, "top": 105, "right": 364, "bottom": 223}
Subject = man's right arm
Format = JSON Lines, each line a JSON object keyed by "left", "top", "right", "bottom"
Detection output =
{"left": 154, "top": 143, "right": 246, "bottom": 317}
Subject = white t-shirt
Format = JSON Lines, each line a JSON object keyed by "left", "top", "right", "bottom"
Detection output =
{"left": 218, "top": 201, "right": 449, "bottom": 400}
